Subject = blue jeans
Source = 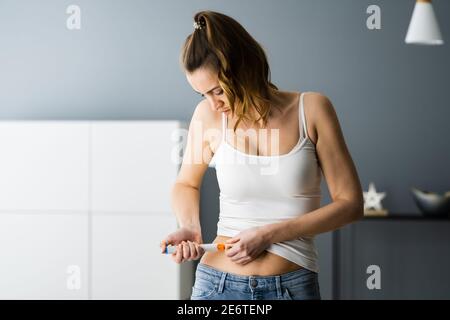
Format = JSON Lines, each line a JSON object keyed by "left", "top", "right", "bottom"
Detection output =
{"left": 191, "top": 263, "right": 321, "bottom": 300}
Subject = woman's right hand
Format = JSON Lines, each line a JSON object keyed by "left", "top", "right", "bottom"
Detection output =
{"left": 160, "top": 227, "right": 205, "bottom": 264}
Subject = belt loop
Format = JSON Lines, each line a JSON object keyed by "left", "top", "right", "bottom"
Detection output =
{"left": 275, "top": 275, "right": 282, "bottom": 298}
{"left": 218, "top": 272, "right": 227, "bottom": 293}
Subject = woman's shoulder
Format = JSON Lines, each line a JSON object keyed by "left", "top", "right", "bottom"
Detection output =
{"left": 276, "top": 90, "right": 331, "bottom": 114}
{"left": 191, "top": 99, "right": 222, "bottom": 127}
{"left": 301, "top": 91, "right": 331, "bottom": 104}
{"left": 302, "top": 92, "right": 336, "bottom": 119}
{"left": 302, "top": 91, "right": 340, "bottom": 143}
{"left": 190, "top": 99, "right": 223, "bottom": 149}
{"left": 301, "top": 91, "right": 335, "bottom": 144}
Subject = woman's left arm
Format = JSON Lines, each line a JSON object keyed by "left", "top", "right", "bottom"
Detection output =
{"left": 264, "top": 93, "right": 364, "bottom": 241}
{"left": 225, "top": 93, "right": 364, "bottom": 264}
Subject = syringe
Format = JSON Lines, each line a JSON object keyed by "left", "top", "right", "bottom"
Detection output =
{"left": 162, "top": 243, "right": 228, "bottom": 254}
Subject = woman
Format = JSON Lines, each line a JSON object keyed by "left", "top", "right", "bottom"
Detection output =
{"left": 161, "top": 11, "right": 363, "bottom": 300}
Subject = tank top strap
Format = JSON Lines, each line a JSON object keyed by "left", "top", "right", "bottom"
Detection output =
{"left": 221, "top": 112, "right": 228, "bottom": 143}
{"left": 299, "top": 92, "right": 309, "bottom": 141}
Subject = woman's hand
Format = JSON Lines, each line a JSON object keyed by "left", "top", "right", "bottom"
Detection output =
{"left": 225, "top": 227, "right": 272, "bottom": 265}
{"left": 160, "top": 227, "right": 205, "bottom": 264}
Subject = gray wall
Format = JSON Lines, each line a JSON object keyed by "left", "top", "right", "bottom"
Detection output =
{"left": 1, "top": 0, "right": 449, "bottom": 299}
{"left": 2, "top": 0, "right": 449, "bottom": 211}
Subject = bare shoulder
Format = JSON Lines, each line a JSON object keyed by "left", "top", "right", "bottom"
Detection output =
{"left": 302, "top": 92, "right": 337, "bottom": 145}
{"left": 191, "top": 99, "right": 213, "bottom": 122}
{"left": 190, "top": 99, "right": 222, "bottom": 151}
{"left": 191, "top": 99, "right": 222, "bottom": 128}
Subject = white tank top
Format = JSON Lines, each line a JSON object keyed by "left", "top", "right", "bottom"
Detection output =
{"left": 212, "top": 92, "right": 322, "bottom": 272}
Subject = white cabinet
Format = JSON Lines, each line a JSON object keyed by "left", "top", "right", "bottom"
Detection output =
{"left": 0, "top": 122, "right": 90, "bottom": 212}
{"left": 0, "top": 122, "right": 89, "bottom": 299}
{"left": 90, "top": 122, "right": 180, "bottom": 214}
{"left": 0, "top": 121, "right": 191, "bottom": 300}
{"left": 0, "top": 213, "right": 89, "bottom": 299}
{"left": 90, "top": 121, "right": 192, "bottom": 300}
{"left": 91, "top": 214, "right": 182, "bottom": 299}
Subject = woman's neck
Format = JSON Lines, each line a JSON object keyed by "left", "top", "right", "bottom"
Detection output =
{"left": 228, "top": 89, "right": 292, "bottom": 129}
{"left": 252, "top": 89, "right": 292, "bottom": 127}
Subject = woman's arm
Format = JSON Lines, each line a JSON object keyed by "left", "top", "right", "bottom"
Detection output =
{"left": 171, "top": 183, "right": 202, "bottom": 231}
{"left": 263, "top": 93, "right": 364, "bottom": 242}
{"left": 162, "top": 100, "right": 217, "bottom": 263}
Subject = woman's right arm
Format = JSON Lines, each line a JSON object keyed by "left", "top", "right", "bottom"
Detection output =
{"left": 161, "top": 100, "right": 217, "bottom": 263}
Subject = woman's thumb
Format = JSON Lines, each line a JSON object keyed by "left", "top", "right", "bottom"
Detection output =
{"left": 162, "top": 234, "right": 177, "bottom": 246}
{"left": 225, "top": 237, "right": 240, "bottom": 244}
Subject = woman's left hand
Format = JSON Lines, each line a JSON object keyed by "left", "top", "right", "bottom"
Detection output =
{"left": 225, "top": 227, "right": 272, "bottom": 265}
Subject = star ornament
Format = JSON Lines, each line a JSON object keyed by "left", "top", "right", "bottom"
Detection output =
{"left": 363, "top": 182, "right": 386, "bottom": 211}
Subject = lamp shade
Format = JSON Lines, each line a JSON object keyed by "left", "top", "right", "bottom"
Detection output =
{"left": 405, "top": 0, "right": 444, "bottom": 45}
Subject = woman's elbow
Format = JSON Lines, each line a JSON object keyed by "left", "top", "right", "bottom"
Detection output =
{"left": 350, "top": 196, "right": 364, "bottom": 221}
{"left": 339, "top": 195, "right": 364, "bottom": 222}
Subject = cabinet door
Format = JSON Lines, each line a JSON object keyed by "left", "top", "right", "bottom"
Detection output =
{"left": 0, "top": 122, "right": 90, "bottom": 212}
{"left": 90, "top": 122, "right": 183, "bottom": 214}
{"left": 336, "top": 220, "right": 450, "bottom": 299}
{"left": 91, "top": 214, "right": 193, "bottom": 299}
{"left": 0, "top": 213, "right": 89, "bottom": 299}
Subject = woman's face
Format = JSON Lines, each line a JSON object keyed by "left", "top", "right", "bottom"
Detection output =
{"left": 186, "top": 67, "right": 231, "bottom": 114}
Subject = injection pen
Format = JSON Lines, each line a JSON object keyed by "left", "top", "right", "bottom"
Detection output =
{"left": 162, "top": 243, "right": 227, "bottom": 254}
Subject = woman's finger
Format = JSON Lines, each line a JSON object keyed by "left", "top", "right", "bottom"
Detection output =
{"left": 240, "top": 257, "right": 252, "bottom": 265}
{"left": 182, "top": 241, "right": 190, "bottom": 260}
{"left": 177, "top": 243, "right": 183, "bottom": 263}
{"left": 171, "top": 245, "right": 177, "bottom": 263}
{"left": 187, "top": 241, "right": 197, "bottom": 260}
{"left": 195, "top": 243, "right": 205, "bottom": 259}
{"left": 226, "top": 242, "right": 241, "bottom": 258}
{"left": 230, "top": 252, "right": 247, "bottom": 262}
{"left": 225, "top": 237, "right": 240, "bottom": 244}
{"left": 231, "top": 255, "right": 247, "bottom": 264}
{"left": 160, "top": 240, "right": 170, "bottom": 253}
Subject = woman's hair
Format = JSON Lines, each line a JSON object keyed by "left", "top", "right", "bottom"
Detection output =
{"left": 180, "top": 11, "right": 278, "bottom": 131}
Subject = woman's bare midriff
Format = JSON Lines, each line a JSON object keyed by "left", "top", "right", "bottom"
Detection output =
{"left": 199, "top": 235, "right": 303, "bottom": 276}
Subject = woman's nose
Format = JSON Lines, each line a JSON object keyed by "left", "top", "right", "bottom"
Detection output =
{"left": 210, "top": 98, "right": 222, "bottom": 110}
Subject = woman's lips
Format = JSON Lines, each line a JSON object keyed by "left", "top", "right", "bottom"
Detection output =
{"left": 217, "top": 107, "right": 230, "bottom": 113}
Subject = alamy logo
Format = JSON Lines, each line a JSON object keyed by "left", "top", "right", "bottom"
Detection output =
{"left": 366, "top": 5, "right": 381, "bottom": 30}
{"left": 66, "top": 5, "right": 81, "bottom": 30}
{"left": 170, "top": 124, "right": 280, "bottom": 176}
{"left": 66, "top": 265, "right": 81, "bottom": 290}
{"left": 366, "top": 265, "right": 381, "bottom": 290}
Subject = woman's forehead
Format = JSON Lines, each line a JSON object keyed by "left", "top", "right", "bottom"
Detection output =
{"left": 186, "top": 68, "right": 219, "bottom": 93}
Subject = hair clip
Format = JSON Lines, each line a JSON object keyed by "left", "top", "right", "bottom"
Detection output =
{"left": 193, "top": 20, "right": 205, "bottom": 30}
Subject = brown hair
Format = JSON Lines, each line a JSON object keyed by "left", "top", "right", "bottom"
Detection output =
{"left": 180, "top": 11, "right": 278, "bottom": 131}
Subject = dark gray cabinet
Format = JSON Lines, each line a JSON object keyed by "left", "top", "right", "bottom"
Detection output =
{"left": 334, "top": 216, "right": 450, "bottom": 299}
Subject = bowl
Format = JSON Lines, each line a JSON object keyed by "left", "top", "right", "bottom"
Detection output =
{"left": 410, "top": 187, "right": 450, "bottom": 217}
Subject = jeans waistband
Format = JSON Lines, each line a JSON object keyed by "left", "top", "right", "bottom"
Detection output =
{"left": 195, "top": 263, "right": 317, "bottom": 294}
